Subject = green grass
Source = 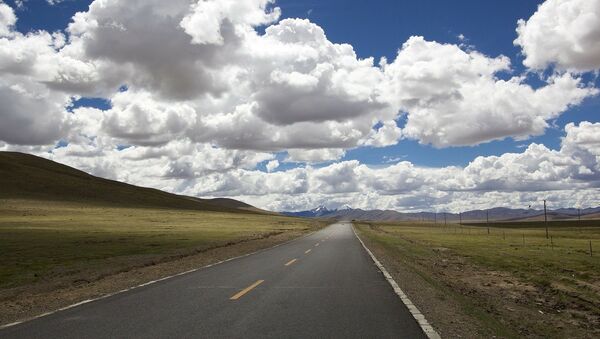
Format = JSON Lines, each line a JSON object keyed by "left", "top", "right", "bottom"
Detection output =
{"left": 356, "top": 221, "right": 600, "bottom": 337}
{"left": 0, "top": 152, "right": 325, "bottom": 290}
{"left": 0, "top": 199, "right": 323, "bottom": 289}
{"left": 361, "top": 221, "right": 599, "bottom": 280}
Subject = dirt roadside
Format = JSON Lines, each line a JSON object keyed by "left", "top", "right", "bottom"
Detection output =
{"left": 0, "top": 229, "right": 310, "bottom": 326}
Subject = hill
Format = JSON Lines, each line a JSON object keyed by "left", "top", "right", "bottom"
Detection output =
{"left": 0, "top": 151, "right": 265, "bottom": 214}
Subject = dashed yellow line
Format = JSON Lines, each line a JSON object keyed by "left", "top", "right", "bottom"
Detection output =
{"left": 230, "top": 280, "right": 264, "bottom": 300}
{"left": 305, "top": 249, "right": 311, "bottom": 254}
{"left": 285, "top": 258, "right": 298, "bottom": 266}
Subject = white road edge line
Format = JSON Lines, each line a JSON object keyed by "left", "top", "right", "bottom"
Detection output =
{"left": 0, "top": 226, "right": 326, "bottom": 330}
{"left": 351, "top": 223, "right": 441, "bottom": 339}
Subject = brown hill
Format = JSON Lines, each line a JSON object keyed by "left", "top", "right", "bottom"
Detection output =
{"left": 0, "top": 151, "right": 267, "bottom": 214}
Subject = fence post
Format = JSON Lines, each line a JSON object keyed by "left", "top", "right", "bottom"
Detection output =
{"left": 590, "top": 241, "right": 593, "bottom": 257}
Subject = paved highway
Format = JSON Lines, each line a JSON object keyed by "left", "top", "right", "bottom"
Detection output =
{"left": 0, "top": 222, "right": 426, "bottom": 338}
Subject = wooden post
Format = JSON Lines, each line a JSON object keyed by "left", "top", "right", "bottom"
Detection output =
{"left": 544, "top": 199, "right": 548, "bottom": 239}
{"left": 503, "top": 231, "right": 505, "bottom": 240}
{"left": 550, "top": 236, "right": 553, "bottom": 250}
{"left": 590, "top": 241, "right": 593, "bottom": 257}
{"left": 522, "top": 233, "right": 525, "bottom": 245}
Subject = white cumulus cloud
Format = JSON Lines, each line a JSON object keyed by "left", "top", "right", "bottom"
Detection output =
{"left": 515, "top": 0, "right": 600, "bottom": 71}
{"left": 1, "top": 0, "right": 599, "bottom": 213}
{"left": 384, "top": 36, "right": 597, "bottom": 147}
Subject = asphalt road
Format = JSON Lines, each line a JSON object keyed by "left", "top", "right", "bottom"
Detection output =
{"left": 0, "top": 222, "right": 426, "bottom": 338}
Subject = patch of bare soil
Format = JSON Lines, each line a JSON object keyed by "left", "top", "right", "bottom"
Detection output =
{"left": 360, "top": 229, "right": 600, "bottom": 338}
{"left": 0, "top": 230, "right": 307, "bottom": 326}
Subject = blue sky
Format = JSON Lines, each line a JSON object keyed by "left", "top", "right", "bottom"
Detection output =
{"left": 2, "top": 0, "right": 599, "bottom": 211}
{"left": 8, "top": 0, "right": 599, "bottom": 168}
{"left": 274, "top": 0, "right": 600, "bottom": 167}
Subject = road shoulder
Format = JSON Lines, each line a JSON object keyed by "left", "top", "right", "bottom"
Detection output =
{"left": 352, "top": 223, "right": 441, "bottom": 339}
{"left": 354, "top": 223, "right": 495, "bottom": 338}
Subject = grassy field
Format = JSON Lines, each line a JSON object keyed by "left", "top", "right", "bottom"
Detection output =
{"left": 465, "top": 219, "right": 600, "bottom": 229}
{"left": 355, "top": 220, "right": 600, "bottom": 338}
{"left": 0, "top": 199, "right": 323, "bottom": 289}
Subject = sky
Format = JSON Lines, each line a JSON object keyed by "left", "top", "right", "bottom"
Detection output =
{"left": 1, "top": 0, "right": 599, "bottom": 212}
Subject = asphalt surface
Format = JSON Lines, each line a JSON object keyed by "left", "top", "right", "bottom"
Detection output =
{"left": 0, "top": 222, "right": 426, "bottom": 338}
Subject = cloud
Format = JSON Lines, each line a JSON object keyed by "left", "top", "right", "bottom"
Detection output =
{"left": 384, "top": 36, "right": 597, "bottom": 147}
{"left": 0, "top": 26, "right": 72, "bottom": 145}
{"left": 101, "top": 90, "right": 196, "bottom": 146}
{"left": 5, "top": 122, "right": 595, "bottom": 212}
{"left": 363, "top": 120, "right": 402, "bottom": 147}
{"left": 1, "top": 0, "right": 600, "bottom": 213}
{"left": 50, "top": 2, "right": 396, "bottom": 154}
{"left": 248, "top": 18, "right": 392, "bottom": 125}
{"left": 286, "top": 148, "right": 345, "bottom": 163}
{"left": 266, "top": 159, "right": 279, "bottom": 172}
{"left": 0, "top": 2, "right": 15, "bottom": 37}
{"left": 515, "top": 0, "right": 600, "bottom": 72}
{"left": 1, "top": 1, "right": 596, "bottom": 151}
{"left": 180, "top": 0, "right": 280, "bottom": 45}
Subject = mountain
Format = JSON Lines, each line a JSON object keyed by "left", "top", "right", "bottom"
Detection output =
{"left": 0, "top": 151, "right": 268, "bottom": 214}
{"left": 282, "top": 205, "right": 600, "bottom": 222}
{"left": 284, "top": 205, "right": 332, "bottom": 218}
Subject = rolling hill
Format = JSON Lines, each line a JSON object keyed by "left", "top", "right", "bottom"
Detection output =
{"left": 0, "top": 151, "right": 266, "bottom": 214}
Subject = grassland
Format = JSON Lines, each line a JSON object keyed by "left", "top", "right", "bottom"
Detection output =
{"left": 0, "top": 199, "right": 323, "bottom": 290}
{"left": 355, "top": 220, "right": 600, "bottom": 338}
{"left": 0, "top": 152, "right": 329, "bottom": 324}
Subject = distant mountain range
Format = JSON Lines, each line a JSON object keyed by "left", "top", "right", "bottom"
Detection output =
{"left": 282, "top": 205, "right": 600, "bottom": 222}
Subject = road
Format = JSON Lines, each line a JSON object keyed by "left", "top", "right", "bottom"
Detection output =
{"left": 0, "top": 222, "right": 426, "bottom": 338}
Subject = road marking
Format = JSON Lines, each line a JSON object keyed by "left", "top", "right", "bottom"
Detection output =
{"left": 230, "top": 280, "right": 264, "bottom": 300}
{"left": 315, "top": 243, "right": 320, "bottom": 247}
{"left": 305, "top": 249, "right": 311, "bottom": 254}
{"left": 284, "top": 258, "right": 298, "bottom": 266}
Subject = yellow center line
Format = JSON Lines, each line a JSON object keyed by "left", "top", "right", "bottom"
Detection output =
{"left": 229, "top": 280, "right": 264, "bottom": 300}
{"left": 285, "top": 258, "right": 298, "bottom": 266}
{"left": 305, "top": 249, "right": 311, "bottom": 254}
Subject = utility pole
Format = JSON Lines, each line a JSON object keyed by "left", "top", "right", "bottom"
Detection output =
{"left": 544, "top": 199, "right": 548, "bottom": 239}
{"left": 434, "top": 213, "right": 437, "bottom": 224}
{"left": 444, "top": 212, "right": 447, "bottom": 226}
{"left": 459, "top": 212, "right": 462, "bottom": 225}
{"left": 578, "top": 208, "right": 581, "bottom": 222}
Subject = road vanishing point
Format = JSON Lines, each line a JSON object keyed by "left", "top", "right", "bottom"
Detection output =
{"left": 1, "top": 222, "right": 426, "bottom": 338}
